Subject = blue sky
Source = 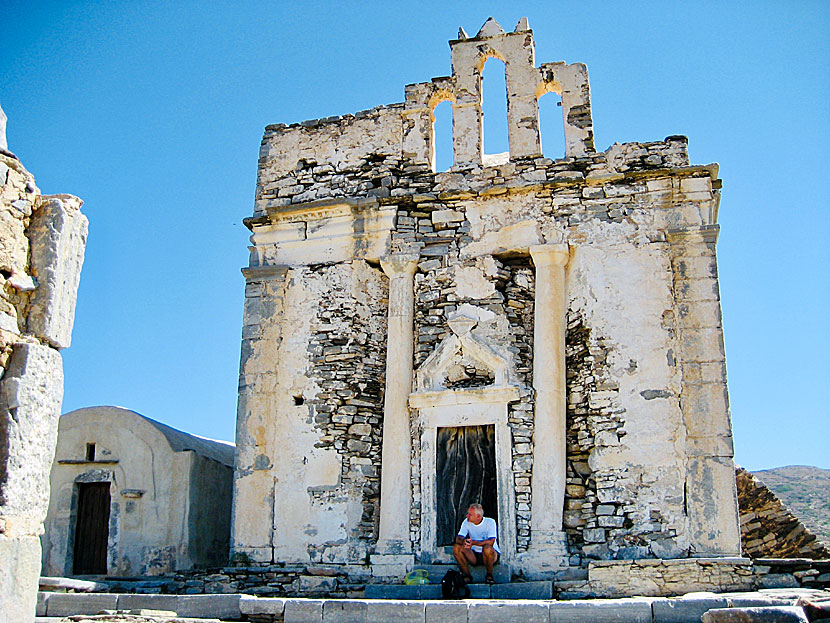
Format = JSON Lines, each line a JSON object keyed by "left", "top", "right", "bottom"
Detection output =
{"left": 1, "top": 1, "right": 827, "bottom": 471}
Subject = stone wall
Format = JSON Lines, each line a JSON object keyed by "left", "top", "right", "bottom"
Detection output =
{"left": 0, "top": 106, "right": 88, "bottom": 623}
{"left": 736, "top": 467, "right": 830, "bottom": 560}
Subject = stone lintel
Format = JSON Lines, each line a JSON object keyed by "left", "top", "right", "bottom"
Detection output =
{"left": 409, "top": 385, "right": 520, "bottom": 409}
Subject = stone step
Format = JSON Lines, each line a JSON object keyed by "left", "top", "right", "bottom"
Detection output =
{"left": 364, "top": 580, "right": 552, "bottom": 600}
{"left": 412, "top": 563, "right": 511, "bottom": 584}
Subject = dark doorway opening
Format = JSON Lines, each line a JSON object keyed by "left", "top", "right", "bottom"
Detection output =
{"left": 73, "top": 482, "right": 110, "bottom": 575}
{"left": 436, "top": 424, "right": 497, "bottom": 546}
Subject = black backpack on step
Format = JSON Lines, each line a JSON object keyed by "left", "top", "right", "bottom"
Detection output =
{"left": 441, "top": 569, "right": 471, "bottom": 599}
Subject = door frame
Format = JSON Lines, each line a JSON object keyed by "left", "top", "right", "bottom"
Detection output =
{"left": 411, "top": 385, "right": 518, "bottom": 564}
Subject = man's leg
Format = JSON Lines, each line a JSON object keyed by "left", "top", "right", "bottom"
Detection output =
{"left": 452, "top": 543, "right": 476, "bottom": 579}
{"left": 481, "top": 545, "right": 498, "bottom": 579}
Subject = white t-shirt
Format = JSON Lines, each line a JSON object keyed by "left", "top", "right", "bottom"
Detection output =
{"left": 457, "top": 517, "right": 500, "bottom": 554}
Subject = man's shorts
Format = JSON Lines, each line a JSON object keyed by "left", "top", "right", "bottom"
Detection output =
{"left": 473, "top": 550, "right": 500, "bottom": 566}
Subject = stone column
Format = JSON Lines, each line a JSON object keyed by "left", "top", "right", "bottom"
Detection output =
{"left": 375, "top": 255, "right": 418, "bottom": 558}
{"left": 529, "top": 244, "right": 570, "bottom": 546}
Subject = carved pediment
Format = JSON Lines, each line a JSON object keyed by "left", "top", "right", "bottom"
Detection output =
{"left": 414, "top": 311, "right": 509, "bottom": 392}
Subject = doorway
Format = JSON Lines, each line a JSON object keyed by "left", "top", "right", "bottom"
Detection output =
{"left": 436, "top": 425, "right": 497, "bottom": 546}
{"left": 73, "top": 482, "right": 110, "bottom": 575}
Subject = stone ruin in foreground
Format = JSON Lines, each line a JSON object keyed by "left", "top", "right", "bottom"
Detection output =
{"left": 231, "top": 16, "right": 744, "bottom": 590}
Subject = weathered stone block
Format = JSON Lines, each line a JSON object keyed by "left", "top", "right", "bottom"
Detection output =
{"left": 117, "top": 593, "right": 179, "bottom": 611}
{"left": 701, "top": 606, "right": 808, "bottom": 623}
{"left": 284, "top": 598, "right": 324, "bottom": 623}
{"left": 548, "top": 598, "right": 652, "bottom": 622}
{"left": 425, "top": 601, "right": 467, "bottom": 623}
{"left": 176, "top": 594, "right": 242, "bottom": 619}
{"left": 490, "top": 580, "right": 552, "bottom": 599}
{"left": 0, "top": 343, "right": 63, "bottom": 519}
{"left": 652, "top": 596, "right": 729, "bottom": 623}
{"left": 366, "top": 600, "right": 426, "bottom": 623}
{"left": 468, "top": 600, "right": 549, "bottom": 623}
{"left": 240, "top": 595, "right": 286, "bottom": 616}
{"left": 26, "top": 195, "right": 88, "bottom": 349}
{"left": 45, "top": 592, "right": 119, "bottom": 616}
{"left": 0, "top": 535, "right": 41, "bottom": 623}
{"left": 323, "top": 599, "right": 368, "bottom": 622}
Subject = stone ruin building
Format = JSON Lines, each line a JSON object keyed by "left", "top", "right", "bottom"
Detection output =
{"left": 42, "top": 406, "right": 235, "bottom": 578}
{"left": 0, "top": 104, "right": 88, "bottom": 622}
{"left": 231, "top": 17, "right": 743, "bottom": 588}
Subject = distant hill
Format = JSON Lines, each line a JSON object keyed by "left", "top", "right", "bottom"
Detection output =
{"left": 752, "top": 465, "right": 830, "bottom": 547}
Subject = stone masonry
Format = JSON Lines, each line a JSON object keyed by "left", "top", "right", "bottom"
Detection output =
{"left": 736, "top": 467, "right": 830, "bottom": 560}
{"left": 0, "top": 105, "right": 88, "bottom": 622}
{"left": 232, "top": 17, "right": 741, "bottom": 590}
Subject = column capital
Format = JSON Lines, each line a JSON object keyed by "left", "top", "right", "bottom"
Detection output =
{"left": 530, "top": 243, "right": 569, "bottom": 267}
{"left": 380, "top": 254, "right": 419, "bottom": 278}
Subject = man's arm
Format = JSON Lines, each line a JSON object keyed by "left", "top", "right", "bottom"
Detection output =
{"left": 466, "top": 537, "right": 495, "bottom": 547}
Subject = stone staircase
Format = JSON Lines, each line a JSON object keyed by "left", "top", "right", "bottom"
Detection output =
{"left": 364, "top": 563, "right": 554, "bottom": 600}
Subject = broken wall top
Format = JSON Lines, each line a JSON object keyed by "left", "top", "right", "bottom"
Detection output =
{"left": 252, "top": 17, "right": 708, "bottom": 221}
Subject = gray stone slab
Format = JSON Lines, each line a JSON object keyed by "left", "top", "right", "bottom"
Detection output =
{"left": 425, "top": 600, "right": 468, "bottom": 623}
{"left": 0, "top": 343, "right": 63, "bottom": 518}
{"left": 652, "top": 597, "right": 729, "bottom": 623}
{"left": 0, "top": 536, "right": 42, "bottom": 623}
{"left": 548, "top": 599, "right": 652, "bottom": 623}
{"left": 468, "top": 600, "right": 549, "bottom": 623}
{"left": 40, "top": 576, "right": 107, "bottom": 592}
{"left": 468, "top": 584, "right": 491, "bottom": 599}
{"left": 366, "top": 600, "right": 426, "bottom": 623}
{"left": 176, "top": 594, "right": 241, "bottom": 619}
{"left": 323, "top": 599, "right": 368, "bottom": 622}
{"left": 240, "top": 595, "right": 286, "bottom": 615}
{"left": 45, "top": 592, "right": 119, "bottom": 616}
{"left": 366, "top": 584, "right": 444, "bottom": 599}
{"left": 491, "top": 581, "right": 552, "bottom": 600}
{"left": 37, "top": 591, "right": 48, "bottom": 616}
{"left": 759, "top": 574, "right": 799, "bottom": 589}
{"left": 284, "top": 598, "right": 325, "bottom": 623}
{"left": 117, "top": 593, "right": 179, "bottom": 611}
{"left": 727, "top": 597, "right": 791, "bottom": 608}
{"left": 701, "top": 606, "right": 809, "bottom": 622}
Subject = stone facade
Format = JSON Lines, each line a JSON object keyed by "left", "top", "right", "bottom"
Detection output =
{"left": 0, "top": 105, "right": 88, "bottom": 623}
{"left": 232, "top": 18, "right": 741, "bottom": 587}
{"left": 42, "top": 406, "right": 235, "bottom": 577}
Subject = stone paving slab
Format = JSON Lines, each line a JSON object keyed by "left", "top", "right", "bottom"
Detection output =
{"left": 549, "top": 597, "right": 653, "bottom": 622}
{"left": 469, "top": 600, "right": 549, "bottom": 623}
{"left": 702, "top": 606, "right": 809, "bottom": 622}
{"left": 652, "top": 596, "right": 729, "bottom": 623}
{"left": 117, "top": 593, "right": 179, "bottom": 612}
{"left": 365, "top": 600, "right": 426, "bottom": 623}
{"left": 284, "top": 598, "right": 325, "bottom": 623}
{"left": 176, "top": 594, "right": 242, "bottom": 619}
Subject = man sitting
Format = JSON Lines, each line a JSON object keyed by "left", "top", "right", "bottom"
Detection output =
{"left": 452, "top": 503, "right": 500, "bottom": 585}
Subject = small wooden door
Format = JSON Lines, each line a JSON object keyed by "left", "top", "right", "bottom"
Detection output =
{"left": 73, "top": 482, "right": 110, "bottom": 575}
{"left": 436, "top": 425, "right": 498, "bottom": 546}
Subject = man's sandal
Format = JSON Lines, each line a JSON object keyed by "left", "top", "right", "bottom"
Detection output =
{"left": 462, "top": 573, "right": 473, "bottom": 584}
{"left": 485, "top": 573, "right": 495, "bottom": 585}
